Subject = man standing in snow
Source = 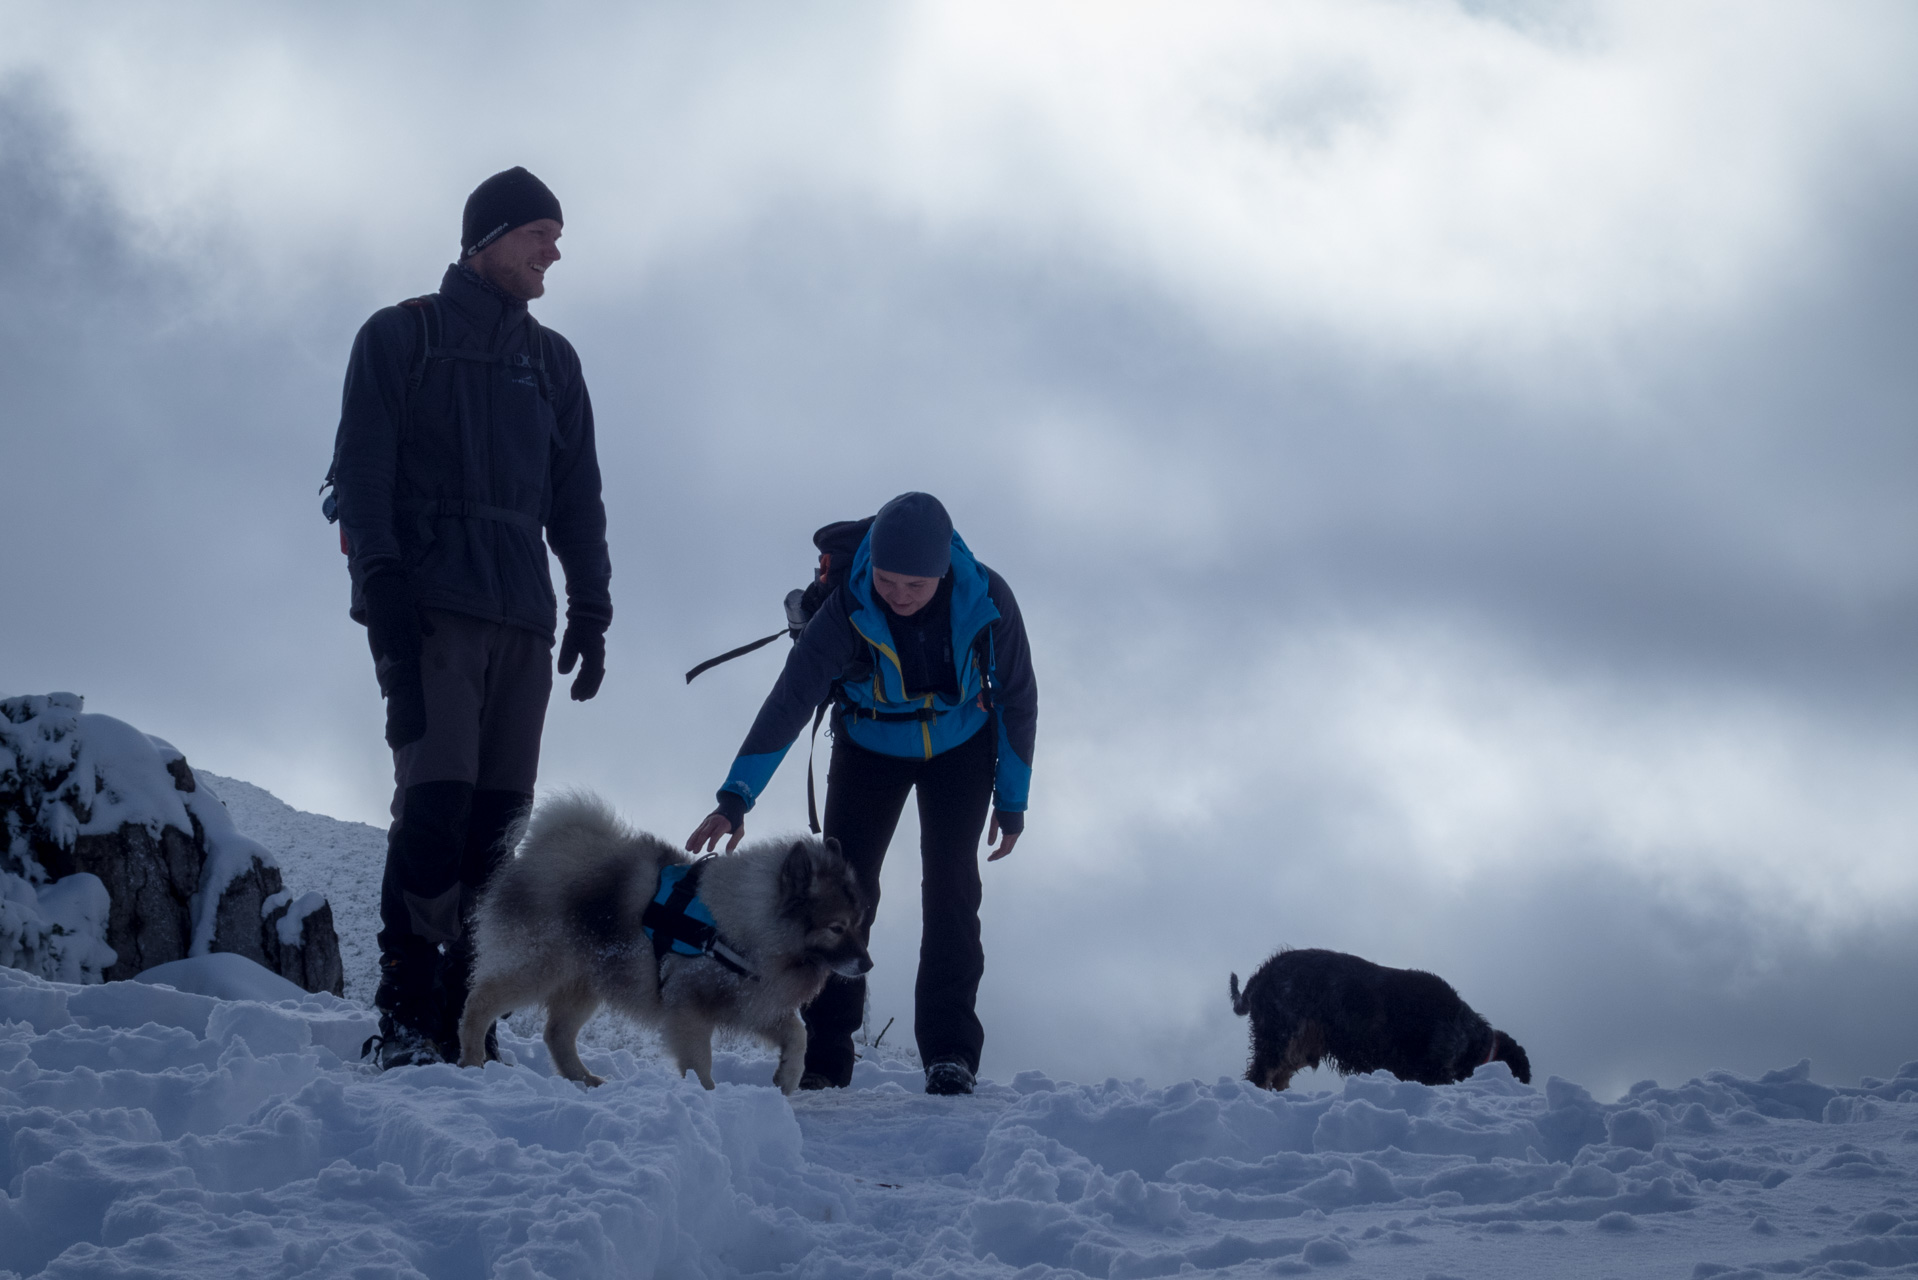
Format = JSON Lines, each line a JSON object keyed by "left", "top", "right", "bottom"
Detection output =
{"left": 328, "top": 167, "right": 612, "bottom": 1068}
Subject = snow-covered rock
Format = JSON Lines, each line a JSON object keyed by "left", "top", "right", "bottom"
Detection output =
{"left": 0, "top": 693, "right": 342, "bottom": 993}
{"left": 194, "top": 770, "right": 384, "bottom": 1004}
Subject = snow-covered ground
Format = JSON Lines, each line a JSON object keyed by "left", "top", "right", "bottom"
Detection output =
{"left": 4, "top": 780, "right": 1917, "bottom": 1279}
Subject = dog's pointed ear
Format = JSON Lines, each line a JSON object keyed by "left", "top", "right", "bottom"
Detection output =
{"left": 822, "top": 836, "right": 843, "bottom": 861}
{"left": 780, "top": 840, "right": 813, "bottom": 906}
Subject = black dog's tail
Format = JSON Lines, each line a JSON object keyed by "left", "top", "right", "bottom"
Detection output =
{"left": 1229, "top": 973, "right": 1250, "bottom": 1017}
{"left": 1492, "top": 1031, "right": 1533, "bottom": 1085}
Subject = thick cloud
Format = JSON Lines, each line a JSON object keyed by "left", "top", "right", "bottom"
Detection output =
{"left": 1, "top": 2, "right": 1913, "bottom": 1094}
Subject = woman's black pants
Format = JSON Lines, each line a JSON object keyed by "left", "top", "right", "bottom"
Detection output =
{"left": 804, "top": 722, "right": 995, "bottom": 1085}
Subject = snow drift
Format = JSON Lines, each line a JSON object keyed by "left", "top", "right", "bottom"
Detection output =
{"left": 3, "top": 958, "right": 1917, "bottom": 1279}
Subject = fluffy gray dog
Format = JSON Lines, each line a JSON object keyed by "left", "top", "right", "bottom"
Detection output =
{"left": 1230, "top": 947, "right": 1531, "bottom": 1092}
{"left": 458, "top": 792, "right": 870, "bottom": 1092}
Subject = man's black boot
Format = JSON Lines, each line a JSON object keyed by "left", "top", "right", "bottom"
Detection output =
{"left": 364, "top": 941, "right": 445, "bottom": 1069}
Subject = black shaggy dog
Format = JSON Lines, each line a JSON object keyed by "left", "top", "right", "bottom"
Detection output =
{"left": 1229, "top": 948, "right": 1531, "bottom": 1092}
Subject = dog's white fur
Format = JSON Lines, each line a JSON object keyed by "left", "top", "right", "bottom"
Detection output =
{"left": 457, "top": 792, "right": 868, "bottom": 1092}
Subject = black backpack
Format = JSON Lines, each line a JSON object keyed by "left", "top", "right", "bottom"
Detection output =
{"left": 318, "top": 296, "right": 549, "bottom": 547}
{"left": 684, "top": 516, "right": 874, "bottom": 832}
{"left": 683, "top": 516, "right": 874, "bottom": 683}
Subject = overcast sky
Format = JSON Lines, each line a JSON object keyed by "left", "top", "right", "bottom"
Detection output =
{"left": 3, "top": 1, "right": 1914, "bottom": 1099}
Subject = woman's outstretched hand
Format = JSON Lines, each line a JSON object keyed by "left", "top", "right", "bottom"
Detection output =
{"left": 686, "top": 811, "right": 743, "bottom": 853}
{"left": 986, "top": 812, "right": 1021, "bottom": 862}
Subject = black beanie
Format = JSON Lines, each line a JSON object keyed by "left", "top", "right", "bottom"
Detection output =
{"left": 461, "top": 167, "right": 563, "bottom": 257}
{"left": 870, "top": 492, "right": 953, "bottom": 578}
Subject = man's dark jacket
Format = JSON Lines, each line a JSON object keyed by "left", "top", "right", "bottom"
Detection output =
{"left": 331, "top": 265, "right": 611, "bottom": 641}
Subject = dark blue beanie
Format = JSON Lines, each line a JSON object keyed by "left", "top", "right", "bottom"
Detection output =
{"left": 870, "top": 492, "right": 952, "bottom": 578}
{"left": 462, "top": 167, "right": 563, "bottom": 257}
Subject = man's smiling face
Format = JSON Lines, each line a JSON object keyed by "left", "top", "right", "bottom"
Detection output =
{"left": 469, "top": 218, "right": 562, "bottom": 301}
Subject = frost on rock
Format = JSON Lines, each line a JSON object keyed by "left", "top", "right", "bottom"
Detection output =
{"left": 0, "top": 692, "right": 343, "bottom": 993}
{"left": 261, "top": 888, "right": 329, "bottom": 947}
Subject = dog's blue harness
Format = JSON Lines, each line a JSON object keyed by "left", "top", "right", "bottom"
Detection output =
{"left": 640, "top": 857, "right": 758, "bottom": 982}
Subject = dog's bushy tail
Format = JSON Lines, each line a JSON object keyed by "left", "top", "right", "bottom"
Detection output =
{"left": 520, "top": 788, "right": 630, "bottom": 853}
{"left": 1229, "top": 972, "right": 1250, "bottom": 1017}
{"left": 497, "top": 802, "right": 534, "bottom": 862}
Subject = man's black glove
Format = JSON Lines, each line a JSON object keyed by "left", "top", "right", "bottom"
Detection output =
{"left": 362, "top": 570, "right": 431, "bottom": 663}
{"left": 363, "top": 571, "right": 432, "bottom": 749}
{"left": 557, "top": 622, "right": 607, "bottom": 701}
{"left": 377, "top": 657, "right": 428, "bottom": 750}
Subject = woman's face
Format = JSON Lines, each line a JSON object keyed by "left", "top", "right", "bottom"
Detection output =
{"left": 872, "top": 567, "right": 941, "bottom": 617}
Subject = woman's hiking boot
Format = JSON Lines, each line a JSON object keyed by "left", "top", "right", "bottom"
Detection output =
{"left": 924, "top": 1058, "right": 975, "bottom": 1096}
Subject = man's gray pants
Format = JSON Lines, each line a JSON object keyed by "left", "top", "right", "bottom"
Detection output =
{"left": 377, "top": 608, "right": 551, "bottom": 961}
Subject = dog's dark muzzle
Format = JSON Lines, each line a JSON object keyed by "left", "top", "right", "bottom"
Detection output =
{"left": 823, "top": 947, "right": 873, "bottom": 979}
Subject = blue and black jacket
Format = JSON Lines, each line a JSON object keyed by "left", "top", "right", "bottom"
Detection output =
{"left": 715, "top": 529, "right": 1037, "bottom": 831}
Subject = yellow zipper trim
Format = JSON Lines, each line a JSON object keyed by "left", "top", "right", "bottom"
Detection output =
{"left": 850, "top": 616, "right": 939, "bottom": 757}
{"left": 849, "top": 618, "right": 906, "bottom": 700}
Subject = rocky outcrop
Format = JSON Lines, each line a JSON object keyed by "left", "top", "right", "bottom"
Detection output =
{"left": 1, "top": 692, "right": 344, "bottom": 995}
{"left": 43, "top": 820, "right": 198, "bottom": 977}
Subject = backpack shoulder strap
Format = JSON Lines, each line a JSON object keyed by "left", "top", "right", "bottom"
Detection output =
{"left": 522, "top": 311, "right": 556, "bottom": 402}
{"left": 397, "top": 295, "right": 438, "bottom": 392}
{"left": 972, "top": 623, "right": 997, "bottom": 707}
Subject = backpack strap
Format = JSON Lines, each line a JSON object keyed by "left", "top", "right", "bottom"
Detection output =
{"left": 523, "top": 312, "right": 554, "bottom": 402}
{"left": 804, "top": 698, "right": 830, "bottom": 835}
{"left": 842, "top": 704, "right": 941, "bottom": 724}
{"left": 406, "top": 297, "right": 552, "bottom": 399}
{"left": 973, "top": 624, "right": 996, "bottom": 711}
{"left": 400, "top": 295, "right": 438, "bottom": 392}
{"left": 684, "top": 630, "right": 787, "bottom": 684}
{"left": 408, "top": 499, "right": 542, "bottom": 532}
